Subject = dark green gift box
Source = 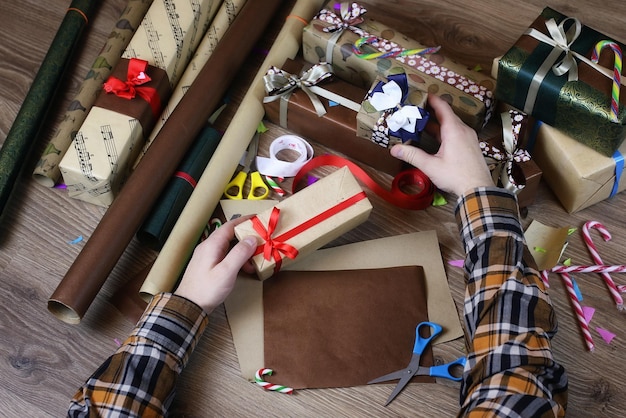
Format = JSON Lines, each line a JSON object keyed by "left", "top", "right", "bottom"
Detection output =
{"left": 496, "top": 7, "right": 626, "bottom": 156}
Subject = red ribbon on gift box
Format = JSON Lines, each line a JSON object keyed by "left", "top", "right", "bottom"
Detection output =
{"left": 103, "top": 58, "right": 162, "bottom": 118}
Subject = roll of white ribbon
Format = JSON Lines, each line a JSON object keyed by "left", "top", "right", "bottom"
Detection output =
{"left": 255, "top": 134, "right": 314, "bottom": 177}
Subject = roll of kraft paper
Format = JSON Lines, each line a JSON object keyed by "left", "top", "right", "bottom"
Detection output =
{"left": 32, "top": 0, "right": 153, "bottom": 187}
{"left": 136, "top": 124, "right": 222, "bottom": 250}
{"left": 0, "top": 0, "right": 97, "bottom": 222}
{"left": 47, "top": 0, "right": 284, "bottom": 325}
{"left": 139, "top": 0, "right": 326, "bottom": 299}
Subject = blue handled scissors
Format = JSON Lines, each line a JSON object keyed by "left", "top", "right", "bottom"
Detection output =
{"left": 368, "top": 321, "right": 466, "bottom": 406}
{"left": 224, "top": 132, "right": 269, "bottom": 200}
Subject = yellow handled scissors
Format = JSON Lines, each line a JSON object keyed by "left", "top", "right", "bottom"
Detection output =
{"left": 224, "top": 133, "right": 269, "bottom": 200}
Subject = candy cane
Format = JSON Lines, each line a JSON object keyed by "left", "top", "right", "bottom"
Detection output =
{"left": 540, "top": 270, "right": 551, "bottom": 288}
{"left": 559, "top": 272, "right": 595, "bottom": 351}
{"left": 265, "top": 175, "right": 285, "bottom": 197}
{"left": 582, "top": 221, "right": 623, "bottom": 310}
{"left": 255, "top": 368, "right": 293, "bottom": 394}
{"left": 353, "top": 36, "right": 441, "bottom": 60}
{"left": 552, "top": 265, "right": 626, "bottom": 274}
{"left": 591, "top": 40, "right": 622, "bottom": 122}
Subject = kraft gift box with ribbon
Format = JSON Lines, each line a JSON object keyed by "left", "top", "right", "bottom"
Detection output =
{"left": 356, "top": 73, "right": 429, "bottom": 148}
{"left": 532, "top": 121, "right": 626, "bottom": 213}
{"left": 262, "top": 57, "right": 406, "bottom": 175}
{"left": 234, "top": 166, "right": 373, "bottom": 281}
{"left": 480, "top": 109, "right": 542, "bottom": 209}
{"left": 496, "top": 7, "right": 626, "bottom": 157}
{"left": 59, "top": 59, "right": 171, "bottom": 207}
{"left": 302, "top": 2, "right": 495, "bottom": 131}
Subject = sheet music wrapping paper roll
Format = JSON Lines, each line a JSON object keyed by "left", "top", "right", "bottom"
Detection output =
{"left": 58, "top": 0, "right": 222, "bottom": 206}
{"left": 32, "top": 0, "right": 154, "bottom": 187}
{"left": 49, "top": 0, "right": 285, "bottom": 324}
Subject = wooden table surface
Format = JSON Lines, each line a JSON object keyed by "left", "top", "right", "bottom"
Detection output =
{"left": 1, "top": 1, "right": 626, "bottom": 416}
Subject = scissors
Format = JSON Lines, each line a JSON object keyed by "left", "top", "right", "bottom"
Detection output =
{"left": 224, "top": 132, "right": 269, "bottom": 200}
{"left": 368, "top": 322, "right": 467, "bottom": 406}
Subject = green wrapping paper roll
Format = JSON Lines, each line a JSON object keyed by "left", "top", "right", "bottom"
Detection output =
{"left": 0, "top": 0, "right": 98, "bottom": 222}
{"left": 136, "top": 124, "right": 222, "bottom": 250}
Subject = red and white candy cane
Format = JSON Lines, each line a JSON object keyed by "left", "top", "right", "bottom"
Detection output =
{"left": 582, "top": 221, "right": 624, "bottom": 310}
{"left": 551, "top": 265, "right": 626, "bottom": 273}
{"left": 255, "top": 368, "right": 293, "bottom": 394}
{"left": 560, "top": 272, "right": 595, "bottom": 352}
{"left": 591, "top": 40, "right": 622, "bottom": 122}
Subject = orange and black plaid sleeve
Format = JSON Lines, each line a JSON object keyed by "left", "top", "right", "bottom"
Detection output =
{"left": 455, "top": 187, "right": 568, "bottom": 417}
{"left": 68, "top": 293, "right": 208, "bottom": 418}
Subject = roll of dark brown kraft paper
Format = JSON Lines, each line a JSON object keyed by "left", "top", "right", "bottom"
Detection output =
{"left": 48, "top": 0, "right": 285, "bottom": 324}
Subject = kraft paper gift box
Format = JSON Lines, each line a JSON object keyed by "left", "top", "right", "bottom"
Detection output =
{"left": 496, "top": 7, "right": 626, "bottom": 157}
{"left": 263, "top": 58, "right": 406, "bottom": 175}
{"left": 60, "top": 59, "right": 171, "bottom": 207}
{"left": 234, "top": 166, "right": 373, "bottom": 280}
{"left": 480, "top": 109, "right": 542, "bottom": 208}
{"left": 532, "top": 122, "right": 626, "bottom": 213}
{"left": 356, "top": 73, "right": 429, "bottom": 148}
{"left": 302, "top": 2, "right": 495, "bottom": 131}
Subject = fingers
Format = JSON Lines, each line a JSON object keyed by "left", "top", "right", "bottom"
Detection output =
{"left": 390, "top": 143, "right": 432, "bottom": 171}
{"left": 427, "top": 94, "right": 460, "bottom": 125}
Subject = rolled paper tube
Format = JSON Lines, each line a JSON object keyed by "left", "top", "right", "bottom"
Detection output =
{"left": 551, "top": 265, "right": 626, "bottom": 273}
{"left": 133, "top": 0, "right": 248, "bottom": 167}
{"left": 32, "top": 0, "right": 153, "bottom": 187}
{"left": 559, "top": 272, "right": 595, "bottom": 352}
{"left": 47, "top": 0, "right": 284, "bottom": 324}
{"left": 139, "top": 0, "right": 327, "bottom": 299}
{"left": 136, "top": 124, "right": 222, "bottom": 250}
{"left": 582, "top": 221, "right": 624, "bottom": 310}
{"left": 0, "top": 0, "right": 98, "bottom": 221}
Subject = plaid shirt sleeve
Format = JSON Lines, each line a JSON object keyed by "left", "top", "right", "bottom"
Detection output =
{"left": 455, "top": 187, "right": 568, "bottom": 418}
{"left": 68, "top": 293, "right": 208, "bottom": 418}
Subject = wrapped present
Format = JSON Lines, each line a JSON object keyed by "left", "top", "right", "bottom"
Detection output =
{"left": 234, "top": 166, "right": 373, "bottom": 280}
{"left": 480, "top": 109, "right": 542, "bottom": 208}
{"left": 357, "top": 73, "right": 429, "bottom": 147}
{"left": 532, "top": 122, "right": 626, "bottom": 213}
{"left": 302, "top": 2, "right": 495, "bottom": 131}
{"left": 496, "top": 7, "right": 626, "bottom": 156}
{"left": 262, "top": 57, "right": 406, "bottom": 175}
{"left": 60, "top": 59, "right": 171, "bottom": 206}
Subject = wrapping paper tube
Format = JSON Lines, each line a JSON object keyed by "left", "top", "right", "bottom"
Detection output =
{"left": 0, "top": 0, "right": 98, "bottom": 220}
{"left": 133, "top": 0, "right": 247, "bottom": 167}
{"left": 47, "top": 0, "right": 284, "bottom": 324}
{"left": 32, "top": 0, "right": 153, "bottom": 187}
{"left": 139, "top": 0, "right": 327, "bottom": 299}
{"left": 136, "top": 124, "right": 222, "bottom": 250}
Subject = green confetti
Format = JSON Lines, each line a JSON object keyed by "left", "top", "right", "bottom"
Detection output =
{"left": 257, "top": 121, "right": 269, "bottom": 133}
{"left": 568, "top": 228, "right": 577, "bottom": 235}
{"left": 472, "top": 64, "right": 483, "bottom": 72}
{"left": 563, "top": 258, "right": 572, "bottom": 266}
{"left": 533, "top": 246, "right": 547, "bottom": 253}
{"left": 432, "top": 192, "right": 448, "bottom": 206}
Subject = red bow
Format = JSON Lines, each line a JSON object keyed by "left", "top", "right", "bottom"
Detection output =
{"left": 251, "top": 207, "right": 299, "bottom": 274}
{"left": 103, "top": 58, "right": 161, "bottom": 117}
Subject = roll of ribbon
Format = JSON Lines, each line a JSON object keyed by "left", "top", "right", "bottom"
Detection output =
{"left": 255, "top": 135, "right": 314, "bottom": 178}
{"left": 292, "top": 155, "right": 434, "bottom": 210}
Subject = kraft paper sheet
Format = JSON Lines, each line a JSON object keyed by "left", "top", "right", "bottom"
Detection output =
{"left": 139, "top": 0, "right": 327, "bottom": 299}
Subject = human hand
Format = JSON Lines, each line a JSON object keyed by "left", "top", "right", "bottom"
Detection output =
{"left": 390, "top": 94, "right": 493, "bottom": 196}
{"left": 174, "top": 216, "right": 257, "bottom": 314}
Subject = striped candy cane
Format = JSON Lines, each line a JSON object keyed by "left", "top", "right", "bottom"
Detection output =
{"left": 552, "top": 265, "right": 626, "bottom": 274}
{"left": 255, "top": 368, "right": 293, "bottom": 394}
{"left": 582, "top": 221, "right": 624, "bottom": 310}
{"left": 591, "top": 40, "right": 623, "bottom": 122}
{"left": 265, "top": 175, "right": 285, "bottom": 197}
{"left": 559, "top": 272, "right": 595, "bottom": 352}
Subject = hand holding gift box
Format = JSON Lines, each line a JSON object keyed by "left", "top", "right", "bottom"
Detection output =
{"left": 496, "top": 7, "right": 626, "bottom": 156}
{"left": 357, "top": 73, "right": 429, "bottom": 148}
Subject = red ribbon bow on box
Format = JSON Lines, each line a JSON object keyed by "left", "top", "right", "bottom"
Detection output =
{"left": 103, "top": 58, "right": 161, "bottom": 118}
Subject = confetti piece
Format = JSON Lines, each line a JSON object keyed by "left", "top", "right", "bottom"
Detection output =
{"left": 571, "top": 277, "right": 583, "bottom": 301}
{"left": 306, "top": 175, "right": 319, "bottom": 186}
{"left": 448, "top": 259, "right": 464, "bottom": 268}
{"left": 432, "top": 192, "right": 447, "bottom": 206}
{"left": 567, "top": 228, "right": 577, "bottom": 235}
{"left": 534, "top": 246, "right": 547, "bottom": 253}
{"left": 257, "top": 121, "right": 268, "bottom": 133}
{"left": 114, "top": 338, "right": 122, "bottom": 347}
{"left": 54, "top": 182, "right": 67, "bottom": 189}
{"left": 68, "top": 235, "right": 83, "bottom": 245}
{"left": 596, "top": 327, "right": 616, "bottom": 344}
{"left": 563, "top": 258, "right": 572, "bottom": 266}
{"left": 582, "top": 306, "right": 595, "bottom": 324}
{"left": 329, "top": 100, "right": 339, "bottom": 107}
{"left": 472, "top": 64, "right": 483, "bottom": 72}
{"left": 255, "top": 368, "right": 293, "bottom": 394}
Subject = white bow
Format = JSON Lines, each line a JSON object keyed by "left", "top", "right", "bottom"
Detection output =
{"left": 369, "top": 80, "right": 422, "bottom": 132}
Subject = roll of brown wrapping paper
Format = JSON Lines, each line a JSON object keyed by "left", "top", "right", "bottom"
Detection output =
{"left": 0, "top": 0, "right": 97, "bottom": 222}
{"left": 32, "top": 0, "right": 154, "bottom": 187}
{"left": 47, "top": 0, "right": 285, "bottom": 324}
{"left": 139, "top": 0, "right": 326, "bottom": 299}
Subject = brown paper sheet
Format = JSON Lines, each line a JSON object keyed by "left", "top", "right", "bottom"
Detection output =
{"left": 524, "top": 220, "right": 571, "bottom": 271}
{"left": 264, "top": 267, "right": 434, "bottom": 389}
{"left": 48, "top": 0, "right": 285, "bottom": 324}
{"left": 139, "top": 0, "right": 328, "bottom": 299}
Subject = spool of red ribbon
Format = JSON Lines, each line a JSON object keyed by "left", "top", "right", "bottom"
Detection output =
{"left": 292, "top": 155, "right": 435, "bottom": 210}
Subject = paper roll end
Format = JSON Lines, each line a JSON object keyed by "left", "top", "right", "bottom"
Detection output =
{"left": 47, "top": 299, "right": 82, "bottom": 325}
